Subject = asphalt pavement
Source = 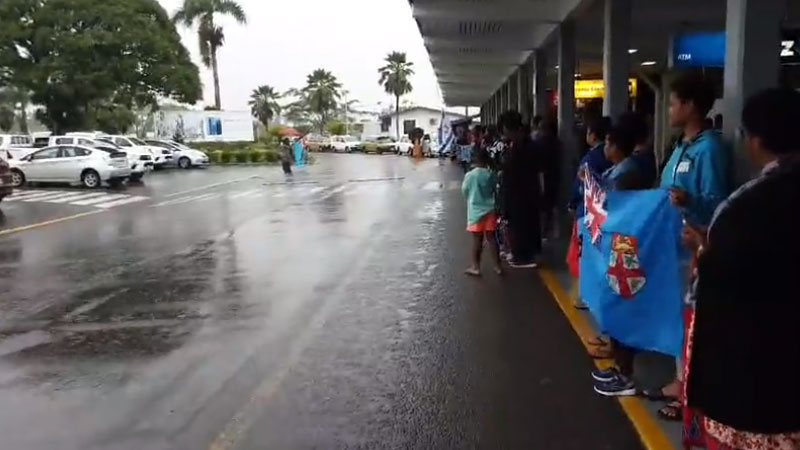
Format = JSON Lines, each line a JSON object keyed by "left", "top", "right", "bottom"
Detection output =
{"left": 0, "top": 153, "right": 643, "bottom": 450}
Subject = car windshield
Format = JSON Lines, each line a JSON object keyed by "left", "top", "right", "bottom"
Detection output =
{"left": 95, "top": 138, "right": 120, "bottom": 148}
{"left": 94, "top": 145, "right": 121, "bottom": 154}
{"left": 129, "top": 137, "right": 147, "bottom": 146}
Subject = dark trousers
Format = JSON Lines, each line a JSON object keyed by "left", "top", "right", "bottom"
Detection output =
{"left": 611, "top": 338, "right": 636, "bottom": 377}
{"left": 507, "top": 207, "right": 541, "bottom": 263}
{"left": 282, "top": 161, "right": 292, "bottom": 174}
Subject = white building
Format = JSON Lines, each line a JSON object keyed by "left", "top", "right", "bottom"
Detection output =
{"left": 154, "top": 110, "right": 255, "bottom": 143}
{"left": 380, "top": 106, "right": 468, "bottom": 141}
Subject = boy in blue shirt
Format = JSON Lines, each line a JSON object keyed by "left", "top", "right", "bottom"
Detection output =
{"left": 660, "top": 74, "right": 730, "bottom": 227}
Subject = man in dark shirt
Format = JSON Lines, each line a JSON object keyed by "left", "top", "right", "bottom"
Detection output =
{"left": 499, "top": 110, "right": 541, "bottom": 268}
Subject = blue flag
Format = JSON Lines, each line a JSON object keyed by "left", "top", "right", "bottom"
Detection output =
{"left": 579, "top": 187, "right": 685, "bottom": 356}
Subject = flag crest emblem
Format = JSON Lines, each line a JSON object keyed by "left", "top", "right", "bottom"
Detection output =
{"left": 607, "top": 233, "right": 646, "bottom": 299}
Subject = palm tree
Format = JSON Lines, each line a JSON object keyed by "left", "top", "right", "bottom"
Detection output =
{"left": 301, "top": 69, "right": 342, "bottom": 133}
{"left": 173, "top": 0, "right": 247, "bottom": 110}
{"left": 378, "top": 52, "right": 414, "bottom": 140}
{"left": 248, "top": 85, "right": 281, "bottom": 129}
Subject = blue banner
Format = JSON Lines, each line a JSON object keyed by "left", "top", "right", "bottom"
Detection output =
{"left": 579, "top": 187, "right": 685, "bottom": 356}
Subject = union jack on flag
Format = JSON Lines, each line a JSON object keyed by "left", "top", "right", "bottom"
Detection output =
{"left": 583, "top": 167, "right": 607, "bottom": 245}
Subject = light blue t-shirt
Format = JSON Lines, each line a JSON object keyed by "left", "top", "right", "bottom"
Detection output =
{"left": 461, "top": 167, "right": 497, "bottom": 225}
{"left": 660, "top": 129, "right": 730, "bottom": 226}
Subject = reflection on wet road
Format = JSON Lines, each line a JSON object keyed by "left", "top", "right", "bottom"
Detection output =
{"left": 0, "top": 154, "right": 641, "bottom": 450}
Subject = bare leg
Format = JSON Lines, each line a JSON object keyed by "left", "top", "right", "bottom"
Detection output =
{"left": 484, "top": 231, "right": 503, "bottom": 275}
{"left": 465, "top": 232, "right": 483, "bottom": 276}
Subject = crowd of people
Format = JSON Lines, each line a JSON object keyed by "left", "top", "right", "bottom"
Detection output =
{"left": 458, "top": 110, "right": 561, "bottom": 275}
{"left": 459, "top": 72, "right": 800, "bottom": 449}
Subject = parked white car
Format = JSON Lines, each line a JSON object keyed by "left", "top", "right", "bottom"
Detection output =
{"left": 395, "top": 136, "right": 413, "bottom": 155}
{"left": 9, "top": 144, "right": 131, "bottom": 188}
{"left": 330, "top": 135, "right": 363, "bottom": 153}
{"left": 57, "top": 134, "right": 148, "bottom": 182}
{"left": 144, "top": 139, "right": 209, "bottom": 169}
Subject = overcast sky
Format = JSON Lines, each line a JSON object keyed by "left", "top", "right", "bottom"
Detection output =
{"left": 157, "top": 0, "right": 445, "bottom": 112}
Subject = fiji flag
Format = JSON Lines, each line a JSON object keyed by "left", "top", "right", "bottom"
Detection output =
{"left": 579, "top": 178, "right": 685, "bottom": 357}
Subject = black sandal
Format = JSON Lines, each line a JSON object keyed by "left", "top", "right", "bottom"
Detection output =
{"left": 641, "top": 388, "right": 679, "bottom": 402}
{"left": 657, "top": 401, "right": 683, "bottom": 422}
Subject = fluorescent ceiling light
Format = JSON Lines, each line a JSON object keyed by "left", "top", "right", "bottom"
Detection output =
{"left": 641, "top": 61, "right": 657, "bottom": 66}
{"left": 628, "top": 48, "right": 638, "bottom": 54}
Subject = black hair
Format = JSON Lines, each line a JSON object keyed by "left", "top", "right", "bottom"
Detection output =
{"left": 472, "top": 125, "right": 486, "bottom": 134}
{"left": 616, "top": 112, "right": 648, "bottom": 144}
{"left": 499, "top": 110, "right": 524, "bottom": 133}
{"left": 742, "top": 88, "right": 800, "bottom": 155}
{"left": 607, "top": 123, "right": 637, "bottom": 157}
{"left": 670, "top": 73, "right": 717, "bottom": 118}
{"left": 586, "top": 116, "right": 612, "bottom": 141}
{"left": 473, "top": 145, "right": 491, "bottom": 166}
{"left": 532, "top": 115, "right": 544, "bottom": 127}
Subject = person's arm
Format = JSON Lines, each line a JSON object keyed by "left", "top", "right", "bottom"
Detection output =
{"left": 688, "top": 143, "right": 730, "bottom": 225}
{"left": 461, "top": 172, "right": 471, "bottom": 198}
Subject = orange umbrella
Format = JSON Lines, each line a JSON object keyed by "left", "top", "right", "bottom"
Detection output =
{"left": 280, "top": 127, "right": 303, "bottom": 137}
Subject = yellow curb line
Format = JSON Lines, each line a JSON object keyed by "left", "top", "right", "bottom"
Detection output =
{"left": 0, "top": 210, "right": 105, "bottom": 237}
{"left": 538, "top": 268, "right": 676, "bottom": 450}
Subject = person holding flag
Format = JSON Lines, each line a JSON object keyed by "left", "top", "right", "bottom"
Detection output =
{"left": 655, "top": 73, "right": 731, "bottom": 421}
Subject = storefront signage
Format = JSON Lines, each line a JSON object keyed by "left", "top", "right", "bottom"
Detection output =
{"left": 574, "top": 79, "right": 638, "bottom": 99}
{"left": 673, "top": 30, "right": 800, "bottom": 67}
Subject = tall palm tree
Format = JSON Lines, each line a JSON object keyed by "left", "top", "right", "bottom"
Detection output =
{"left": 173, "top": 0, "right": 247, "bottom": 110}
{"left": 248, "top": 85, "right": 281, "bottom": 129}
{"left": 302, "top": 69, "right": 342, "bottom": 133}
{"left": 378, "top": 52, "right": 414, "bottom": 140}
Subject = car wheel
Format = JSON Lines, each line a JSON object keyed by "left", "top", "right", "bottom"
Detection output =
{"left": 10, "top": 169, "right": 25, "bottom": 187}
{"left": 178, "top": 157, "right": 191, "bottom": 169}
{"left": 81, "top": 169, "right": 101, "bottom": 189}
{"left": 129, "top": 173, "right": 144, "bottom": 183}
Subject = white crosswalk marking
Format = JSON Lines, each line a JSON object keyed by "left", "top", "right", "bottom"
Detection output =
{"left": 94, "top": 196, "right": 149, "bottom": 209}
{"left": 70, "top": 194, "right": 128, "bottom": 206}
{"left": 6, "top": 190, "right": 67, "bottom": 202}
{"left": 47, "top": 192, "right": 109, "bottom": 204}
{"left": 190, "top": 193, "right": 221, "bottom": 203}
{"left": 21, "top": 192, "right": 85, "bottom": 202}
{"left": 308, "top": 187, "right": 325, "bottom": 195}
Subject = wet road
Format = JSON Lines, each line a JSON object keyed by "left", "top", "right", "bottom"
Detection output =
{"left": 0, "top": 154, "right": 642, "bottom": 450}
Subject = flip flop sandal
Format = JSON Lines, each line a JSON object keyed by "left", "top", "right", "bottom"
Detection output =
{"left": 586, "top": 336, "right": 610, "bottom": 347}
{"left": 657, "top": 401, "right": 683, "bottom": 422}
{"left": 641, "top": 388, "right": 679, "bottom": 402}
{"left": 464, "top": 268, "right": 481, "bottom": 277}
{"left": 587, "top": 347, "right": 614, "bottom": 359}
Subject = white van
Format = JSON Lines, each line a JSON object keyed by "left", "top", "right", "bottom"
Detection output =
{"left": 0, "top": 134, "right": 35, "bottom": 160}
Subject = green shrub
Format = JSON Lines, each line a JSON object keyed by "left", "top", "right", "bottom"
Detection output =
{"left": 250, "top": 151, "right": 265, "bottom": 163}
{"left": 209, "top": 150, "right": 223, "bottom": 164}
{"left": 192, "top": 141, "right": 257, "bottom": 153}
{"left": 234, "top": 150, "right": 249, "bottom": 163}
{"left": 263, "top": 150, "right": 280, "bottom": 163}
{"left": 220, "top": 151, "right": 233, "bottom": 164}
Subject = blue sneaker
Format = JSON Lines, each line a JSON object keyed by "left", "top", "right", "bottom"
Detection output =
{"left": 594, "top": 375, "right": 636, "bottom": 397}
{"left": 591, "top": 367, "right": 619, "bottom": 383}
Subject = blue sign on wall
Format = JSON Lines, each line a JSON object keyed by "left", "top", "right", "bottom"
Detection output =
{"left": 207, "top": 117, "right": 222, "bottom": 136}
{"left": 673, "top": 32, "right": 726, "bottom": 68}
{"left": 673, "top": 30, "right": 800, "bottom": 67}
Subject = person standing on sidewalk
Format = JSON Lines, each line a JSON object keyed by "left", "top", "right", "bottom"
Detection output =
{"left": 685, "top": 88, "right": 800, "bottom": 449}
{"left": 499, "top": 110, "right": 541, "bottom": 268}
{"left": 462, "top": 147, "right": 503, "bottom": 277}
